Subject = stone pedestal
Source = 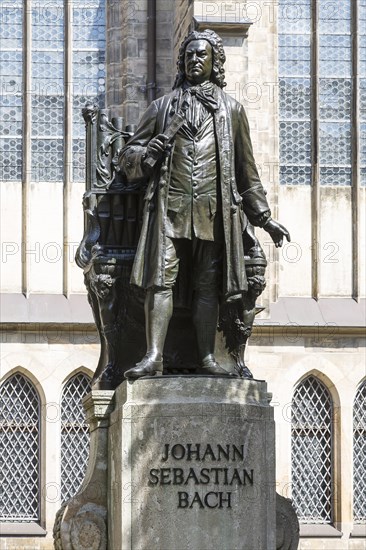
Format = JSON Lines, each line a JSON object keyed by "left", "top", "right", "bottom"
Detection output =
{"left": 108, "top": 377, "right": 276, "bottom": 550}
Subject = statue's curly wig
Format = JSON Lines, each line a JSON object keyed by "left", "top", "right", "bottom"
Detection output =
{"left": 173, "top": 29, "right": 227, "bottom": 90}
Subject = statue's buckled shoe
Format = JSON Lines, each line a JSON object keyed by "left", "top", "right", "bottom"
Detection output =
{"left": 124, "top": 357, "right": 163, "bottom": 380}
{"left": 198, "top": 357, "right": 238, "bottom": 377}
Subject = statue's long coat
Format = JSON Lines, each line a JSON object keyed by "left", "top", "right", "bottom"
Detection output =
{"left": 120, "top": 86, "right": 270, "bottom": 300}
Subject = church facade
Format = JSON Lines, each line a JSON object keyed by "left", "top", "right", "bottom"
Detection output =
{"left": 0, "top": 1, "right": 365, "bottom": 548}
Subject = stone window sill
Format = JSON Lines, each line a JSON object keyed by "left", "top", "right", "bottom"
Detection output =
{"left": 300, "top": 524, "right": 342, "bottom": 538}
{"left": 0, "top": 523, "right": 47, "bottom": 536}
{"left": 351, "top": 525, "right": 366, "bottom": 538}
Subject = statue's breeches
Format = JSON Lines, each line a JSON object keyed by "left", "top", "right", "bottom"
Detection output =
{"left": 163, "top": 236, "right": 223, "bottom": 294}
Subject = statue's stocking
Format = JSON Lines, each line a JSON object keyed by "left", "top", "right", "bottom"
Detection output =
{"left": 144, "top": 288, "right": 173, "bottom": 361}
{"left": 192, "top": 290, "right": 219, "bottom": 363}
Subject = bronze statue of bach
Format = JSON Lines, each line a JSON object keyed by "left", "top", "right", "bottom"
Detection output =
{"left": 119, "top": 29, "right": 290, "bottom": 380}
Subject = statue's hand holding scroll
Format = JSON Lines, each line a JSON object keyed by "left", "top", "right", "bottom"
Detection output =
{"left": 143, "top": 134, "right": 170, "bottom": 168}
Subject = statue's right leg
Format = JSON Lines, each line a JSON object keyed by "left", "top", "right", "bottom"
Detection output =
{"left": 124, "top": 238, "right": 178, "bottom": 380}
{"left": 124, "top": 289, "right": 173, "bottom": 379}
{"left": 144, "top": 287, "right": 173, "bottom": 362}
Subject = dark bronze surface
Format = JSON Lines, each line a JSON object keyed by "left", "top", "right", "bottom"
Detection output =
{"left": 76, "top": 30, "right": 290, "bottom": 388}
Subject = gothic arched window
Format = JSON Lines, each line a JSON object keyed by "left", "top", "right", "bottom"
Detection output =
{"left": 353, "top": 380, "right": 366, "bottom": 522}
{"left": 291, "top": 375, "right": 333, "bottom": 523}
{"left": 60, "top": 373, "right": 91, "bottom": 504}
{"left": 0, "top": 373, "right": 40, "bottom": 522}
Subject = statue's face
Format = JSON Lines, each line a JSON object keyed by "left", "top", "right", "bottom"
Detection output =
{"left": 184, "top": 39, "right": 213, "bottom": 84}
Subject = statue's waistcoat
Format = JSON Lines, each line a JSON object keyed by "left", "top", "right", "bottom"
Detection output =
{"left": 166, "top": 114, "right": 218, "bottom": 241}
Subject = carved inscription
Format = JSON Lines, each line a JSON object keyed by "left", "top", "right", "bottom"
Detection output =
{"left": 148, "top": 444, "right": 254, "bottom": 509}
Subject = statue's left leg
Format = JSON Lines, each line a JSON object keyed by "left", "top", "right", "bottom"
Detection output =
{"left": 192, "top": 240, "right": 237, "bottom": 377}
{"left": 192, "top": 287, "right": 219, "bottom": 364}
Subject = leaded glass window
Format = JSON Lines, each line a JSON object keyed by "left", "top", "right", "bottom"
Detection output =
{"left": 31, "top": 0, "right": 65, "bottom": 181}
{"left": 0, "top": 1, "right": 23, "bottom": 181}
{"left": 353, "top": 380, "right": 366, "bottom": 522}
{"left": 361, "top": 1, "right": 366, "bottom": 185}
{"left": 0, "top": 0, "right": 106, "bottom": 183}
{"left": 291, "top": 376, "right": 333, "bottom": 523}
{"left": 60, "top": 373, "right": 91, "bottom": 504}
{"left": 72, "top": 2, "right": 106, "bottom": 182}
{"left": 279, "top": 1, "right": 312, "bottom": 185}
{"left": 0, "top": 373, "right": 40, "bottom": 522}
{"left": 279, "top": 0, "right": 365, "bottom": 186}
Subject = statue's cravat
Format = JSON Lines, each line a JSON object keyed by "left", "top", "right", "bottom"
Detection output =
{"left": 188, "top": 83, "right": 219, "bottom": 113}
{"left": 181, "top": 82, "right": 219, "bottom": 133}
{"left": 182, "top": 82, "right": 219, "bottom": 113}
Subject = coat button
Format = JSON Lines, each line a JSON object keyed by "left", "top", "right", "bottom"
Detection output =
{"left": 193, "top": 193, "right": 198, "bottom": 199}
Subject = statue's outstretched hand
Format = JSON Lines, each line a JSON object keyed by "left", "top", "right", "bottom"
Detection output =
{"left": 264, "top": 219, "right": 291, "bottom": 248}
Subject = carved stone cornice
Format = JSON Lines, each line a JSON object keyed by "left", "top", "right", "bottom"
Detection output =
{"left": 83, "top": 390, "right": 115, "bottom": 431}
